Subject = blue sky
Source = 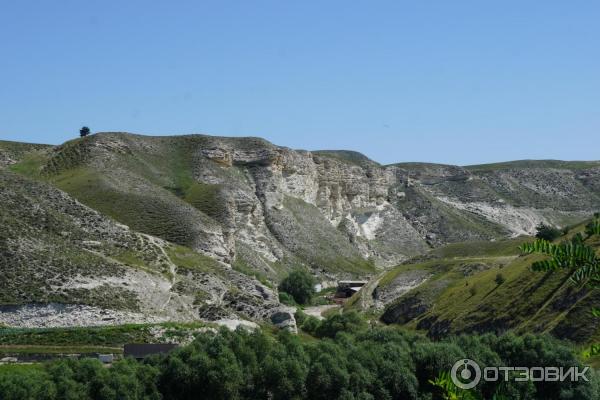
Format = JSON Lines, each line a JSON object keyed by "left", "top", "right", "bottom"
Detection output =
{"left": 1, "top": 1, "right": 598, "bottom": 165}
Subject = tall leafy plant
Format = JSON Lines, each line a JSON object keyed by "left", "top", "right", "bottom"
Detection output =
{"left": 521, "top": 218, "right": 600, "bottom": 285}
{"left": 520, "top": 217, "right": 600, "bottom": 357}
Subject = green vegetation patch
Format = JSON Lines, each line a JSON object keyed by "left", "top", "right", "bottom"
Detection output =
{"left": 0, "top": 345, "right": 122, "bottom": 355}
{"left": 427, "top": 237, "right": 531, "bottom": 259}
{"left": 232, "top": 257, "right": 273, "bottom": 288}
{"left": 166, "top": 244, "right": 223, "bottom": 275}
{"left": 7, "top": 151, "right": 48, "bottom": 177}
{"left": 381, "top": 219, "right": 600, "bottom": 344}
{"left": 378, "top": 261, "right": 448, "bottom": 288}
{"left": 50, "top": 167, "right": 205, "bottom": 247}
{"left": 0, "top": 322, "right": 207, "bottom": 348}
{"left": 182, "top": 182, "right": 226, "bottom": 220}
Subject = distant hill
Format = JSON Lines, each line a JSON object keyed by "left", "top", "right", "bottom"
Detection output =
{"left": 2, "top": 131, "right": 600, "bottom": 328}
{"left": 465, "top": 159, "right": 600, "bottom": 171}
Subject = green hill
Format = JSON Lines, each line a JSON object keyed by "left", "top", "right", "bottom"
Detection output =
{"left": 379, "top": 223, "right": 600, "bottom": 344}
{"left": 3, "top": 132, "right": 600, "bottom": 333}
{"left": 9, "top": 133, "right": 376, "bottom": 278}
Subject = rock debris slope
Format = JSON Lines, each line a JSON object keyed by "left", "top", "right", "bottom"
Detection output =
{"left": 0, "top": 169, "right": 280, "bottom": 327}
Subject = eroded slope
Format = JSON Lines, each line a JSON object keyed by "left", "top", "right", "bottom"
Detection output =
{"left": 0, "top": 170, "right": 279, "bottom": 327}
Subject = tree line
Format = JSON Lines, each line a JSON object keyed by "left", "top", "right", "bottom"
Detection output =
{"left": 0, "top": 316, "right": 597, "bottom": 400}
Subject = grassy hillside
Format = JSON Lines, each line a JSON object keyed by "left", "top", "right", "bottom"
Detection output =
{"left": 379, "top": 224, "right": 600, "bottom": 344}
{"left": 0, "top": 140, "right": 52, "bottom": 169}
{"left": 0, "top": 140, "right": 51, "bottom": 157}
{"left": 0, "top": 322, "right": 210, "bottom": 350}
{"left": 7, "top": 133, "right": 378, "bottom": 277}
{"left": 0, "top": 168, "right": 279, "bottom": 324}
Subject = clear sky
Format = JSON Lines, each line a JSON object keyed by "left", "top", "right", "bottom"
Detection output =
{"left": 1, "top": 1, "right": 598, "bottom": 165}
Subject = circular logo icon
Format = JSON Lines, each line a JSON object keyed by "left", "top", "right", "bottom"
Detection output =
{"left": 451, "top": 359, "right": 481, "bottom": 390}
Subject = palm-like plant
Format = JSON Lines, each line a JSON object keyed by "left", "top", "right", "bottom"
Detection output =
{"left": 429, "top": 371, "right": 509, "bottom": 400}
{"left": 585, "top": 219, "right": 600, "bottom": 237}
{"left": 429, "top": 371, "right": 477, "bottom": 400}
{"left": 520, "top": 217, "right": 600, "bottom": 359}
{"left": 519, "top": 224, "right": 600, "bottom": 288}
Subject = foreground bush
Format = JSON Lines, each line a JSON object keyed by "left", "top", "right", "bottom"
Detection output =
{"left": 0, "top": 320, "right": 597, "bottom": 399}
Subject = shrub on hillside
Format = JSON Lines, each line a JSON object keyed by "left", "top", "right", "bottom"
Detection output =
{"left": 535, "top": 223, "right": 561, "bottom": 241}
{"left": 469, "top": 285, "right": 478, "bottom": 296}
{"left": 278, "top": 291, "right": 297, "bottom": 306}
{"left": 495, "top": 273, "right": 506, "bottom": 285}
{"left": 315, "top": 311, "right": 367, "bottom": 338}
{"left": 278, "top": 270, "right": 316, "bottom": 305}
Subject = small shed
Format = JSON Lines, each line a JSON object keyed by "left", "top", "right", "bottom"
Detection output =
{"left": 124, "top": 344, "right": 178, "bottom": 360}
{"left": 336, "top": 280, "right": 367, "bottom": 298}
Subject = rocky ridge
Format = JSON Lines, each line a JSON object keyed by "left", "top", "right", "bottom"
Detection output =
{"left": 36, "top": 134, "right": 600, "bottom": 272}
{"left": 2, "top": 134, "right": 600, "bottom": 329}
